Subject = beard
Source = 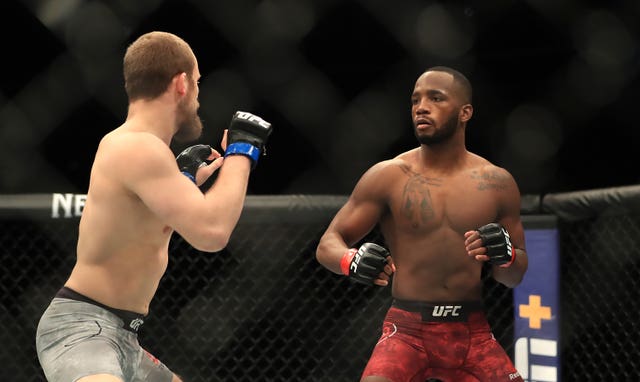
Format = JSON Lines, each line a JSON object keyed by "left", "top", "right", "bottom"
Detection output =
{"left": 414, "top": 111, "right": 459, "bottom": 145}
{"left": 173, "top": 96, "right": 203, "bottom": 143}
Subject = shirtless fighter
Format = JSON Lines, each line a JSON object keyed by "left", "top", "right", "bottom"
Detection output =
{"left": 316, "top": 66, "right": 527, "bottom": 382}
{"left": 36, "top": 31, "right": 272, "bottom": 382}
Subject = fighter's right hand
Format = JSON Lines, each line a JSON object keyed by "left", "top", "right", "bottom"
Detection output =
{"left": 176, "top": 144, "right": 222, "bottom": 186}
{"left": 225, "top": 111, "right": 273, "bottom": 168}
{"left": 340, "top": 243, "right": 394, "bottom": 286}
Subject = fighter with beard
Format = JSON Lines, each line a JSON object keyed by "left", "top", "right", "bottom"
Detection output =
{"left": 36, "top": 32, "right": 271, "bottom": 382}
{"left": 316, "top": 67, "right": 527, "bottom": 382}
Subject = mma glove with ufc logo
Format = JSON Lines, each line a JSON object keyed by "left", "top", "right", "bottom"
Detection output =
{"left": 225, "top": 111, "right": 272, "bottom": 169}
{"left": 340, "top": 242, "right": 389, "bottom": 285}
{"left": 476, "top": 223, "right": 516, "bottom": 267}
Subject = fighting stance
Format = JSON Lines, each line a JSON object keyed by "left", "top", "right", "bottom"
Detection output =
{"left": 316, "top": 67, "right": 526, "bottom": 382}
{"left": 36, "top": 32, "right": 272, "bottom": 382}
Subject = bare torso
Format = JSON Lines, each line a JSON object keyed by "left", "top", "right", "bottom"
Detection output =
{"left": 65, "top": 130, "right": 174, "bottom": 314}
{"left": 378, "top": 149, "right": 508, "bottom": 301}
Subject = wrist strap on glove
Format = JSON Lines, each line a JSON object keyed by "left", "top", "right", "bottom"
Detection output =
{"left": 340, "top": 248, "right": 358, "bottom": 276}
{"left": 224, "top": 142, "right": 261, "bottom": 165}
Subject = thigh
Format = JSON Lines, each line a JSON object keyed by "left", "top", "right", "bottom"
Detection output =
{"left": 132, "top": 347, "right": 175, "bottom": 382}
{"left": 425, "top": 368, "right": 481, "bottom": 382}
{"left": 41, "top": 332, "right": 126, "bottom": 381}
{"left": 361, "top": 322, "right": 426, "bottom": 382}
{"left": 37, "top": 301, "right": 127, "bottom": 381}
{"left": 77, "top": 375, "right": 124, "bottom": 382}
{"left": 465, "top": 334, "right": 523, "bottom": 382}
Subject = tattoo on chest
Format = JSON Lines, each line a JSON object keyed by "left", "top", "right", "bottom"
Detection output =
{"left": 400, "top": 167, "right": 441, "bottom": 226}
{"left": 470, "top": 169, "right": 509, "bottom": 191}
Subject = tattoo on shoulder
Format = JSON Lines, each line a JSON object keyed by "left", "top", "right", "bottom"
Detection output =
{"left": 398, "top": 164, "right": 442, "bottom": 185}
{"left": 399, "top": 165, "right": 441, "bottom": 225}
{"left": 470, "top": 169, "right": 510, "bottom": 191}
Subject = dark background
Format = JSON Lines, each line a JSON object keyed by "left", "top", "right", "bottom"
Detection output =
{"left": 2, "top": 0, "right": 639, "bottom": 197}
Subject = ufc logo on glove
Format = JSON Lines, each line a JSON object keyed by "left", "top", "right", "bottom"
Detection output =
{"left": 234, "top": 111, "right": 271, "bottom": 129}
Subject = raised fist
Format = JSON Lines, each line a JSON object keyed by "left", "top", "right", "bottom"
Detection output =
{"left": 476, "top": 223, "right": 515, "bottom": 267}
{"left": 176, "top": 144, "right": 213, "bottom": 183}
{"left": 340, "top": 242, "right": 391, "bottom": 285}
{"left": 225, "top": 111, "right": 272, "bottom": 168}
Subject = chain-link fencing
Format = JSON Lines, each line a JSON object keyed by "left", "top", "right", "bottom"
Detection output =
{"left": 2, "top": 188, "right": 640, "bottom": 381}
{"left": 1, "top": 194, "right": 514, "bottom": 382}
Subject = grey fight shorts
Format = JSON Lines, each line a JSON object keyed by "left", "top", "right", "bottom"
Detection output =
{"left": 36, "top": 296, "right": 174, "bottom": 382}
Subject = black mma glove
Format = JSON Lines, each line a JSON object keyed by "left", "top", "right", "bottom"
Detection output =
{"left": 476, "top": 223, "right": 515, "bottom": 267}
{"left": 225, "top": 111, "right": 272, "bottom": 168}
{"left": 176, "top": 144, "right": 213, "bottom": 184}
{"left": 340, "top": 242, "right": 389, "bottom": 285}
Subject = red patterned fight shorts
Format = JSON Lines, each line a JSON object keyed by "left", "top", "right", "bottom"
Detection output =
{"left": 361, "top": 300, "right": 523, "bottom": 382}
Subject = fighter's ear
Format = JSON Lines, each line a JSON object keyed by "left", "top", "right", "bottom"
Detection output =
{"left": 173, "top": 72, "right": 188, "bottom": 96}
{"left": 460, "top": 104, "right": 473, "bottom": 123}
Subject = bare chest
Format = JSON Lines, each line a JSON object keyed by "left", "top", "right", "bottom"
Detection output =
{"left": 385, "top": 171, "right": 501, "bottom": 235}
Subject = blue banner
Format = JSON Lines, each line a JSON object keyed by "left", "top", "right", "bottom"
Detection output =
{"left": 514, "top": 220, "right": 560, "bottom": 381}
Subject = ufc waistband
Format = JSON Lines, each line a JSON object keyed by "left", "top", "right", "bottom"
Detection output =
{"left": 56, "top": 286, "right": 146, "bottom": 333}
{"left": 392, "top": 299, "right": 484, "bottom": 322}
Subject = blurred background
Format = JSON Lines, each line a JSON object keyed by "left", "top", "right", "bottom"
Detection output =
{"left": 1, "top": 0, "right": 639, "bottom": 197}
{"left": 2, "top": 2, "right": 640, "bottom": 381}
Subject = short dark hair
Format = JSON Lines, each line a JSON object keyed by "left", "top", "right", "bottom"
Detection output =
{"left": 123, "top": 31, "right": 195, "bottom": 101}
{"left": 425, "top": 66, "right": 472, "bottom": 104}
